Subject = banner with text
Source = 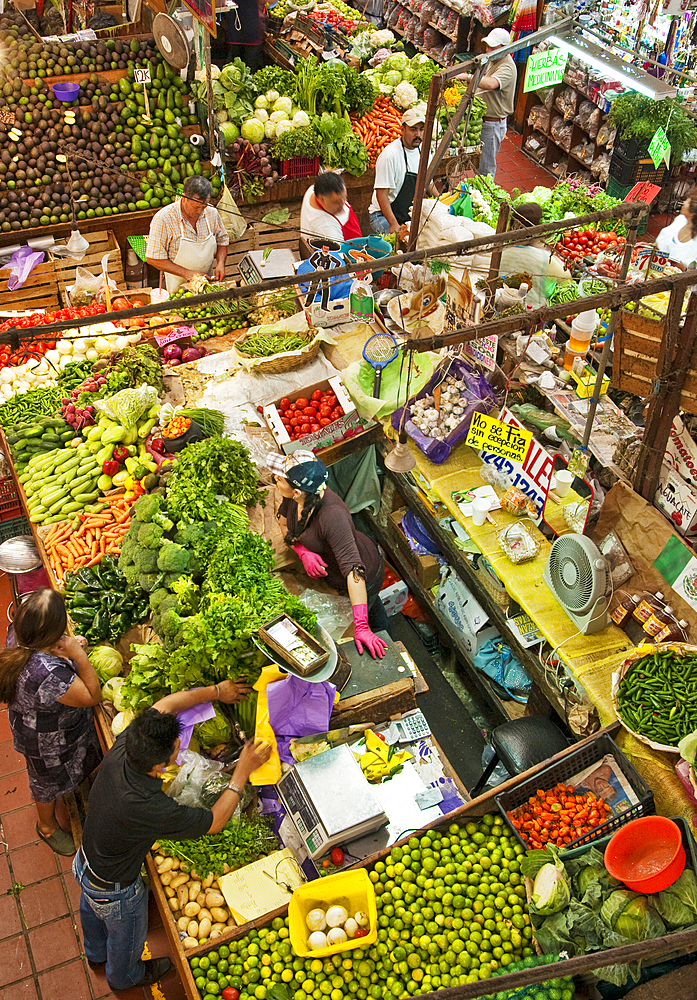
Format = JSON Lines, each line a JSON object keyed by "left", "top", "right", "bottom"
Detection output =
{"left": 523, "top": 48, "right": 569, "bottom": 92}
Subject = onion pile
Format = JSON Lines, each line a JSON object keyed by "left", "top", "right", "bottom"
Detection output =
{"left": 305, "top": 904, "right": 370, "bottom": 951}
{"left": 161, "top": 343, "right": 208, "bottom": 367}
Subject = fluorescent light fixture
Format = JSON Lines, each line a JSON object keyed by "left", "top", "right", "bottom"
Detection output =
{"left": 549, "top": 34, "right": 670, "bottom": 98}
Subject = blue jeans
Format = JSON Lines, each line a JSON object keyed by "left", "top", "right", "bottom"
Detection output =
{"left": 369, "top": 211, "right": 392, "bottom": 235}
{"left": 73, "top": 850, "right": 148, "bottom": 990}
{"left": 478, "top": 119, "right": 507, "bottom": 178}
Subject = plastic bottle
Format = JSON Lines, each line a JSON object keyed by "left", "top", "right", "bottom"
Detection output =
{"left": 610, "top": 594, "right": 641, "bottom": 628}
{"left": 633, "top": 590, "right": 665, "bottom": 624}
{"left": 564, "top": 309, "right": 598, "bottom": 370}
{"left": 655, "top": 617, "right": 690, "bottom": 643}
{"left": 643, "top": 604, "right": 674, "bottom": 637}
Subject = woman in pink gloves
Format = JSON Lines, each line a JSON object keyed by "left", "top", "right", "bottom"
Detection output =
{"left": 267, "top": 451, "right": 390, "bottom": 659}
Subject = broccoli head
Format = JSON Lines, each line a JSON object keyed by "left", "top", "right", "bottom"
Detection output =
{"left": 149, "top": 588, "right": 169, "bottom": 612}
{"left": 160, "top": 607, "right": 185, "bottom": 639}
{"left": 120, "top": 533, "right": 138, "bottom": 563}
{"left": 138, "top": 522, "right": 164, "bottom": 550}
{"left": 133, "top": 493, "right": 165, "bottom": 523}
{"left": 157, "top": 542, "right": 190, "bottom": 574}
{"left": 137, "top": 548, "right": 159, "bottom": 574}
{"left": 119, "top": 559, "right": 139, "bottom": 588}
{"left": 174, "top": 521, "right": 211, "bottom": 548}
{"left": 153, "top": 510, "right": 174, "bottom": 533}
{"left": 138, "top": 571, "right": 162, "bottom": 593}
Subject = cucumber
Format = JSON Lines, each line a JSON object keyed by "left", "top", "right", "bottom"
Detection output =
{"left": 73, "top": 490, "right": 100, "bottom": 503}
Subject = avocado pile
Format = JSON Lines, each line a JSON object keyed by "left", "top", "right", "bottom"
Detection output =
{"left": 0, "top": 12, "right": 216, "bottom": 232}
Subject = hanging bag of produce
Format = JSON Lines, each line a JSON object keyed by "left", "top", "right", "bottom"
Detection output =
{"left": 216, "top": 182, "right": 247, "bottom": 241}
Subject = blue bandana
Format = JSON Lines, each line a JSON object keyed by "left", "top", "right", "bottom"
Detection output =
{"left": 285, "top": 460, "right": 329, "bottom": 495}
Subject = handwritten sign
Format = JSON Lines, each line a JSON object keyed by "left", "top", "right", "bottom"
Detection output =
{"left": 155, "top": 324, "right": 196, "bottom": 347}
{"left": 464, "top": 334, "right": 497, "bottom": 371}
{"left": 134, "top": 66, "right": 151, "bottom": 84}
{"left": 479, "top": 408, "right": 554, "bottom": 518}
{"left": 523, "top": 48, "right": 569, "bottom": 93}
{"left": 466, "top": 411, "right": 533, "bottom": 464}
{"left": 648, "top": 126, "right": 671, "bottom": 169}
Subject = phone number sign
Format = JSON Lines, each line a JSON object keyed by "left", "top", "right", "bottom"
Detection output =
{"left": 479, "top": 408, "right": 554, "bottom": 518}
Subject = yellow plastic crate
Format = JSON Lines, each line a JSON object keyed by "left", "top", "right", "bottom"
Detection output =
{"left": 288, "top": 869, "right": 378, "bottom": 958}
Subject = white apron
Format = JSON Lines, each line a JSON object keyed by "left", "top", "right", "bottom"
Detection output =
{"left": 165, "top": 211, "right": 217, "bottom": 294}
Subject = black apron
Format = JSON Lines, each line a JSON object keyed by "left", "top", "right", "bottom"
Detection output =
{"left": 390, "top": 142, "right": 419, "bottom": 225}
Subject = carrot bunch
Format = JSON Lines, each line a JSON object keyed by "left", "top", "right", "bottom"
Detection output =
{"left": 43, "top": 497, "right": 134, "bottom": 582}
{"left": 508, "top": 782, "right": 613, "bottom": 849}
{"left": 350, "top": 96, "right": 403, "bottom": 167}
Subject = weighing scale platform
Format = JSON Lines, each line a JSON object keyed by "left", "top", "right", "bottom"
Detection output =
{"left": 336, "top": 631, "right": 413, "bottom": 699}
{"left": 239, "top": 249, "right": 299, "bottom": 285}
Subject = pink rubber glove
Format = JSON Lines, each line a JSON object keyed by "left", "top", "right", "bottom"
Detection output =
{"left": 352, "top": 604, "right": 388, "bottom": 659}
{"left": 292, "top": 543, "right": 328, "bottom": 578}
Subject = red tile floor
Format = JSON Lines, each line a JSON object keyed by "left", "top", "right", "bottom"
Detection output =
{"left": 0, "top": 132, "right": 679, "bottom": 1000}
{"left": 0, "top": 567, "right": 185, "bottom": 1000}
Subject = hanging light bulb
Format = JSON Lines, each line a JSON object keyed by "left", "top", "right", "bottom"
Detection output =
{"left": 385, "top": 431, "right": 416, "bottom": 473}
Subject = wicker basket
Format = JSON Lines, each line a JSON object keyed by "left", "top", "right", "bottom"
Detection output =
{"left": 231, "top": 328, "right": 322, "bottom": 375}
{"left": 610, "top": 642, "right": 697, "bottom": 753}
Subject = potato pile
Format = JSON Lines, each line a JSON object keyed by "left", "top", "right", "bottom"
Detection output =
{"left": 153, "top": 846, "right": 237, "bottom": 950}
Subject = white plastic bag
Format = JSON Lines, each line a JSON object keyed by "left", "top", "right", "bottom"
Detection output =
{"left": 166, "top": 749, "right": 224, "bottom": 808}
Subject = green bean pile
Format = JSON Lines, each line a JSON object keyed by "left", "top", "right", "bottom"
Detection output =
{"left": 236, "top": 331, "right": 309, "bottom": 357}
{"left": 549, "top": 280, "right": 579, "bottom": 305}
{"left": 616, "top": 648, "right": 697, "bottom": 746}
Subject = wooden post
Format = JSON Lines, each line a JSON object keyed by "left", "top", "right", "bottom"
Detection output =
{"left": 634, "top": 289, "right": 697, "bottom": 500}
{"left": 487, "top": 201, "right": 511, "bottom": 283}
{"left": 408, "top": 73, "right": 440, "bottom": 253}
{"left": 203, "top": 31, "right": 216, "bottom": 164}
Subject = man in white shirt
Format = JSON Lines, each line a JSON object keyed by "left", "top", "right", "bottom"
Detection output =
{"left": 369, "top": 105, "right": 429, "bottom": 236}
{"left": 300, "top": 172, "right": 362, "bottom": 245}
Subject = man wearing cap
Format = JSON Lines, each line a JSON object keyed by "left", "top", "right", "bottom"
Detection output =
{"left": 369, "top": 104, "right": 436, "bottom": 236}
{"left": 469, "top": 27, "right": 517, "bottom": 179}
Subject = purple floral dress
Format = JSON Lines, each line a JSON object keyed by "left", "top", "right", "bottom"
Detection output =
{"left": 7, "top": 630, "right": 102, "bottom": 802}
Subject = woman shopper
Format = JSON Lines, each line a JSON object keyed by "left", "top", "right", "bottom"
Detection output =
{"left": 655, "top": 187, "right": 697, "bottom": 267}
{"left": 0, "top": 588, "right": 102, "bottom": 855}
{"left": 267, "top": 451, "right": 390, "bottom": 659}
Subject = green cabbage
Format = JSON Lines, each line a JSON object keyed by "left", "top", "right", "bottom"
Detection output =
{"left": 652, "top": 869, "right": 697, "bottom": 927}
{"left": 678, "top": 730, "right": 697, "bottom": 764}
{"left": 90, "top": 644, "right": 123, "bottom": 683}
{"left": 383, "top": 70, "right": 403, "bottom": 88}
{"left": 241, "top": 118, "right": 266, "bottom": 143}
{"left": 531, "top": 859, "right": 572, "bottom": 915}
{"left": 101, "top": 676, "right": 129, "bottom": 712}
{"left": 600, "top": 889, "right": 665, "bottom": 941}
{"left": 112, "top": 709, "right": 135, "bottom": 736}
{"left": 194, "top": 705, "right": 232, "bottom": 749}
{"left": 384, "top": 52, "right": 409, "bottom": 72}
{"left": 219, "top": 121, "right": 240, "bottom": 143}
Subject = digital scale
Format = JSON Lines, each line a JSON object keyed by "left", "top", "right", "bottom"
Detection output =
{"left": 277, "top": 744, "right": 387, "bottom": 859}
{"left": 238, "top": 249, "right": 299, "bottom": 285}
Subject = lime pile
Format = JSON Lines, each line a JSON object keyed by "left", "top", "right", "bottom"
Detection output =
{"left": 483, "top": 954, "right": 574, "bottom": 1000}
{"left": 189, "top": 814, "right": 536, "bottom": 1000}
{"left": 166, "top": 289, "right": 249, "bottom": 341}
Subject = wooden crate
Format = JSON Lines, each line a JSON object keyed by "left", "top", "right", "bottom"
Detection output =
{"left": 0, "top": 260, "right": 60, "bottom": 312}
{"left": 52, "top": 230, "right": 125, "bottom": 305}
{"left": 613, "top": 306, "right": 697, "bottom": 413}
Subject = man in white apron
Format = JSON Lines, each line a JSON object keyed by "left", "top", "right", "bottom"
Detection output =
{"left": 146, "top": 176, "right": 229, "bottom": 294}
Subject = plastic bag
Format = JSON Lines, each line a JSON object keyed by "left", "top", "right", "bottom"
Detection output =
{"left": 550, "top": 115, "right": 573, "bottom": 151}
{"left": 527, "top": 104, "right": 550, "bottom": 133}
{"left": 299, "top": 589, "right": 353, "bottom": 641}
{"left": 68, "top": 265, "right": 120, "bottom": 306}
{"left": 166, "top": 749, "right": 225, "bottom": 808}
{"left": 95, "top": 384, "right": 159, "bottom": 429}
{"left": 3, "top": 246, "right": 45, "bottom": 291}
{"left": 473, "top": 637, "right": 531, "bottom": 703}
{"left": 554, "top": 86, "right": 577, "bottom": 120}
{"left": 216, "top": 183, "right": 247, "bottom": 242}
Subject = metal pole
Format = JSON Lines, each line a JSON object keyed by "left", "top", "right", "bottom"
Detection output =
{"left": 581, "top": 218, "right": 639, "bottom": 448}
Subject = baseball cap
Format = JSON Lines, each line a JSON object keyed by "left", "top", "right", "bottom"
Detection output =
{"left": 481, "top": 27, "right": 511, "bottom": 47}
{"left": 286, "top": 459, "right": 328, "bottom": 495}
{"left": 402, "top": 103, "right": 427, "bottom": 126}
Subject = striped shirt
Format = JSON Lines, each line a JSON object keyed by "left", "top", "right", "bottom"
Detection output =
{"left": 146, "top": 200, "right": 229, "bottom": 262}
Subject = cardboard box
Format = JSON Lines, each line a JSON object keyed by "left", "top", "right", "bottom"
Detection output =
{"left": 379, "top": 564, "right": 409, "bottom": 617}
{"left": 387, "top": 508, "right": 441, "bottom": 590}
{"left": 655, "top": 465, "right": 697, "bottom": 536}
{"left": 263, "top": 375, "right": 363, "bottom": 455}
{"left": 306, "top": 296, "right": 351, "bottom": 329}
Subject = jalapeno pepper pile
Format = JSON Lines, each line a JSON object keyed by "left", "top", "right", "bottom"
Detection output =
{"left": 615, "top": 647, "right": 697, "bottom": 747}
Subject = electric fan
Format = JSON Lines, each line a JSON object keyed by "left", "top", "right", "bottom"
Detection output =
{"left": 543, "top": 533, "right": 610, "bottom": 635}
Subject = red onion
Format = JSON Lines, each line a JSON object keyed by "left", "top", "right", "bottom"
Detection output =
{"left": 181, "top": 347, "right": 202, "bottom": 363}
{"left": 162, "top": 343, "right": 183, "bottom": 361}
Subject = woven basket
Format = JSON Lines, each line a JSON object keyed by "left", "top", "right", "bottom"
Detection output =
{"left": 610, "top": 642, "right": 697, "bottom": 753}
{"left": 231, "top": 329, "right": 321, "bottom": 375}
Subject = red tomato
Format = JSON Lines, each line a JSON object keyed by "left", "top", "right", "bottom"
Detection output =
{"left": 288, "top": 403, "right": 297, "bottom": 412}
{"left": 222, "top": 989, "right": 240, "bottom": 1000}
{"left": 300, "top": 423, "right": 311, "bottom": 434}
{"left": 303, "top": 406, "right": 316, "bottom": 417}
{"left": 291, "top": 417, "right": 301, "bottom": 427}
{"left": 331, "top": 407, "right": 344, "bottom": 420}
{"left": 280, "top": 397, "right": 290, "bottom": 410}
{"left": 319, "top": 417, "right": 331, "bottom": 426}
{"left": 319, "top": 406, "right": 332, "bottom": 418}
{"left": 310, "top": 423, "right": 320, "bottom": 432}
{"left": 295, "top": 397, "right": 309, "bottom": 409}
{"left": 331, "top": 847, "right": 345, "bottom": 865}
{"left": 311, "top": 389, "right": 322, "bottom": 401}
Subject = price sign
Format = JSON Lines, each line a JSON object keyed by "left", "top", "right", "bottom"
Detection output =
{"left": 479, "top": 409, "right": 554, "bottom": 518}
{"left": 155, "top": 325, "right": 196, "bottom": 347}
{"left": 523, "top": 48, "right": 569, "bottom": 92}
{"left": 648, "top": 126, "right": 671, "bottom": 169}
{"left": 466, "top": 411, "right": 533, "bottom": 464}
{"left": 134, "top": 66, "right": 151, "bottom": 84}
{"left": 464, "top": 335, "right": 497, "bottom": 371}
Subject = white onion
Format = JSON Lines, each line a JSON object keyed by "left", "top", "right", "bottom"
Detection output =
{"left": 72, "top": 338, "right": 88, "bottom": 354}
{"left": 114, "top": 336, "right": 129, "bottom": 352}
{"left": 94, "top": 337, "right": 111, "bottom": 355}
{"left": 0, "top": 368, "right": 14, "bottom": 383}
{"left": 306, "top": 908, "right": 327, "bottom": 932}
{"left": 308, "top": 931, "right": 328, "bottom": 951}
{"left": 344, "top": 918, "right": 357, "bottom": 938}
{"left": 86, "top": 349, "right": 99, "bottom": 361}
{"left": 0, "top": 384, "right": 12, "bottom": 398}
{"left": 326, "top": 927, "right": 347, "bottom": 946}
{"left": 354, "top": 911, "right": 369, "bottom": 928}
{"left": 45, "top": 350, "right": 60, "bottom": 365}
{"left": 56, "top": 340, "right": 73, "bottom": 355}
{"left": 326, "top": 906, "right": 349, "bottom": 929}
{"left": 35, "top": 360, "right": 50, "bottom": 375}
{"left": 71, "top": 353, "right": 87, "bottom": 363}
{"left": 59, "top": 355, "right": 73, "bottom": 370}
{"left": 126, "top": 332, "right": 142, "bottom": 344}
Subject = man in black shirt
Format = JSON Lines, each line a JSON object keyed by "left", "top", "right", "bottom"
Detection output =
{"left": 74, "top": 681, "right": 270, "bottom": 992}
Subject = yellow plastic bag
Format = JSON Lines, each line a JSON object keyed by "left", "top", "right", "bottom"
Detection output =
{"left": 249, "top": 665, "right": 285, "bottom": 785}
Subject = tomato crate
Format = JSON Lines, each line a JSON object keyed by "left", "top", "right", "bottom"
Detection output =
{"left": 281, "top": 156, "right": 320, "bottom": 179}
{"left": 495, "top": 732, "right": 655, "bottom": 853}
{"left": 0, "top": 515, "right": 31, "bottom": 544}
{"left": 0, "top": 477, "right": 22, "bottom": 522}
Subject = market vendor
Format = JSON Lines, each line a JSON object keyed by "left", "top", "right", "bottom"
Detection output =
{"left": 267, "top": 451, "right": 390, "bottom": 659}
{"left": 655, "top": 187, "right": 697, "bottom": 267}
{"left": 301, "top": 172, "right": 362, "bottom": 244}
{"left": 145, "top": 176, "right": 229, "bottom": 294}
{"left": 0, "top": 588, "right": 102, "bottom": 857}
{"left": 369, "top": 104, "right": 437, "bottom": 236}
{"left": 459, "top": 28, "right": 516, "bottom": 179}
{"left": 499, "top": 203, "right": 571, "bottom": 307}
{"left": 75, "top": 680, "right": 270, "bottom": 992}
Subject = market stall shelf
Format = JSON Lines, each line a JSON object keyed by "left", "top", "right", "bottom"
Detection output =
{"left": 51, "top": 230, "right": 125, "bottom": 305}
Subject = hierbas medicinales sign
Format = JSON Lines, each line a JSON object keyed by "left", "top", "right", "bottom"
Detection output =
{"left": 523, "top": 48, "right": 569, "bottom": 92}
